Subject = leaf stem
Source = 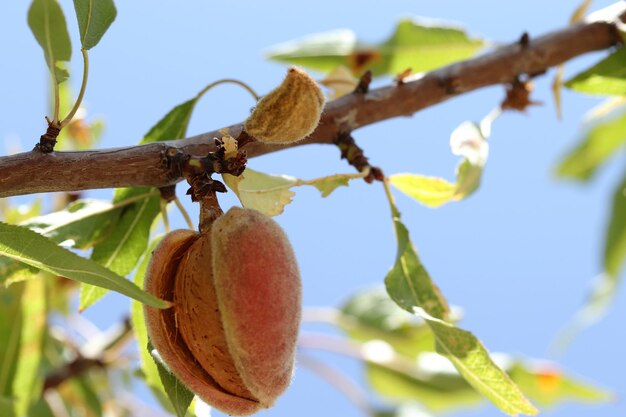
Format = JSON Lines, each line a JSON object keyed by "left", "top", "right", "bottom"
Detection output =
{"left": 52, "top": 81, "right": 60, "bottom": 125}
{"left": 60, "top": 49, "right": 89, "bottom": 128}
{"left": 110, "top": 190, "right": 161, "bottom": 211}
{"left": 196, "top": 78, "right": 261, "bottom": 101}
{"left": 298, "top": 354, "right": 374, "bottom": 417}
{"left": 196, "top": 78, "right": 260, "bottom": 101}
{"left": 298, "top": 332, "right": 429, "bottom": 381}
{"left": 382, "top": 178, "right": 400, "bottom": 219}
{"left": 174, "top": 197, "right": 195, "bottom": 230}
{"left": 160, "top": 200, "right": 171, "bottom": 234}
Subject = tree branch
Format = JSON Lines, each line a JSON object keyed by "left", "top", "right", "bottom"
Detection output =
{"left": 1, "top": 16, "right": 623, "bottom": 198}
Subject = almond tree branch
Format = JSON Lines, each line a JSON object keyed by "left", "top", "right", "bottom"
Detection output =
{"left": 0, "top": 17, "right": 623, "bottom": 198}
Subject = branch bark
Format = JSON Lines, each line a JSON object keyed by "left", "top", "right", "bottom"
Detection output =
{"left": 1, "top": 16, "right": 623, "bottom": 198}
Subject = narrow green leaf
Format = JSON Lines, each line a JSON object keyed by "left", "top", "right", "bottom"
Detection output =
{"left": 91, "top": 189, "right": 160, "bottom": 276}
{"left": 565, "top": 48, "right": 626, "bottom": 96}
{"left": 383, "top": 192, "right": 536, "bottom": 416}
{"left": 0, "top": 222, "right": 168, "bottom": 308}
{"left": 0, "top": 397, "right": 15, "bottom": 417}
{"left": 340, "top": 288, "right": 435, "bottom": 357}
{"left": 83, "top": 188, "right": 160, "bottom": 309}
{"left": 455, "top": 159, "right": 482, "bottom": 199}
{"left": 73, "top": 0, "right": 117, "bottom": 49}
{"left": 367, "top": 362, "right": 480, "bottom": 413}
{"left": 0, "top": 257, "right": 38, "bottom": 286}
{"left": 151, "top": 343, "right": 195, "bottom": 417}
{"left": 604, "top": 166, "right": 626, "bottom": 276}
{"left": 416, "top": 309, "right": 538, "bottom": 416}
{"left": 267, "top": 19, "right": 484, "bottom": 77}
{"left": 385, "top": 217, "right": 449, "bottom": 320}
{"left": 28, "top": 0, "right": 72, "bottom": 83}
{"left": 55, "top": 375, "right": 104, "bottom": 417}
{"left": 25, "top": 397, "right": 55, "bottom": 417}
{"left": 21, "top": 199, "right": 121, "bottom": 249}
{"left": 0, "top": 284, "right": 24, "bottom": 397}
{"left": 556, "top": 110, "right": 626, "bottom": 181}
{"left": 552, "top": 272, "right": 618, "bottom": 353}
{"left": 12, "top": 279, "right": 46, "bottom": 417}
{"left": 139, "top": 99, "right": 198, "bottom": 144}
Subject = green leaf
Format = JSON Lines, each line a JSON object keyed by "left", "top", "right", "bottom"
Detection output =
{"left": 12, "top": 279, "right": 46, "bottom": 417}
{"left": 21, "top": 199, "right": 121, "bottom": 249}
{"left": 139, "top": 99, "right": 198, "bottom": 144}
{"left": 151, "top": 343, "right": 195, "bottom": 417}
{"left": 565, "top": 48, "right": 626, "bottom": 96}
{"left": 367, "top": 361, "right": 480, "bottom": 413}
{"left": 73, "top": 0, "right": 117, "bottom": 49}
{"left": 383, "top": 192, "right": 536, "bottom": 416}
{"left": 373, "top": 403, "right": 434, "bottom": 417}
{"left": 556, "top": 109, "right": 626, "bottom": 180}
{"left": 455, "top": 159, "right": 483, "bottom": 198}
{"left": 340, "top": 288, "right": 435, "bottom": 357}
{"left": 2, "top": 200, "right": 42, "bottom": 224}
{"left": 552, "top": 272, "right": 618, "bottom": 353}
{"left": 55, "top": 375, "right": 104, "bottom": 417}
{"left": 28, "top": 0, "right": 72, "bottom": 83}
{"left": 0, "top": 397, "right": 14, "bottom": 417}
{"left": 0, "top": 257, "right": 38, "bottom": 286}
{"left": 83, "top": 188, "right": 161, "bottom": 309}
{"left": 385, "top": 217, "right": 449, "bottom": 319}
{"left": 25, "top": 397, "right": 55, "bottom": 417}
{"left": 0, "top": 222, "right": 168, "bottom": 309}
{"left": 310, "top": 173, "right": 353, "bottom": 197}
{"left": 604, "top": 166, "right": 626, "bottom": 276}
{"left": 508, "top": 361, "right": 612, "bottom": 407}
{"left": 416, "top": 309, "right": 538, "bottom": 416}
{"left": 267, "top": 19, "right": 485, "bottom": 77}
{"left": 0, "top": 283, "right": 24, "bottom": 397}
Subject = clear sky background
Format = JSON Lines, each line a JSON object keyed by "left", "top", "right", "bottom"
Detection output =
{"left": 2, "top": 1, "right": 625, "bottom": 417}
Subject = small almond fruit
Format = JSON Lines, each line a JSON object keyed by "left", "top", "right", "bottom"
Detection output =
{"left": 244, "top": 66, "right": 324, "bottom": 144}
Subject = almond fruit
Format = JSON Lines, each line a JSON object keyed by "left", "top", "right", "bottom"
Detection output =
{"left": 144, "top": 207, "right": 301, "bottom": 415}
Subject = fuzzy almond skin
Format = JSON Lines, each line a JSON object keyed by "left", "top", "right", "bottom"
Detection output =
{"left": 144, "top": 230, "right": 262, "bottom": 416}
{"left": 174, "top": 231, "right": 256, "bottom": 401}
{"left": 211, "top": 207, "right": 302, "bottom": 406}
{"left": 244, "top": 66, "right": 325, "bottom": 144}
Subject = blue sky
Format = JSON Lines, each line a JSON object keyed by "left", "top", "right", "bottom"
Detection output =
{"left": 2, "top": 1, "right": 625, "bottom": 417}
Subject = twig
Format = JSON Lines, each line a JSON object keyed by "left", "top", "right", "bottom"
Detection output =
{"left": 298, "top": 354, "right": 374, "bottom": 416}
{"left": 43, "top": 317, "right": 133, "bottom": 392}
{"left": 1, "top": 15, "right": 624, "bottom": 197}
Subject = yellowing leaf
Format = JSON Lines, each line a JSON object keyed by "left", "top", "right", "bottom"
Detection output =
{"left": 223, "top": 170, "right": 297, "bottom": 217}
{"left": 224, "top": 168, "right": 367, "bottom": 216}
{"left": 389, "top": 175, "right": 456, "bottom": 208}
{"left": 320, "top": 65, "right": 359, "bottom": 98}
